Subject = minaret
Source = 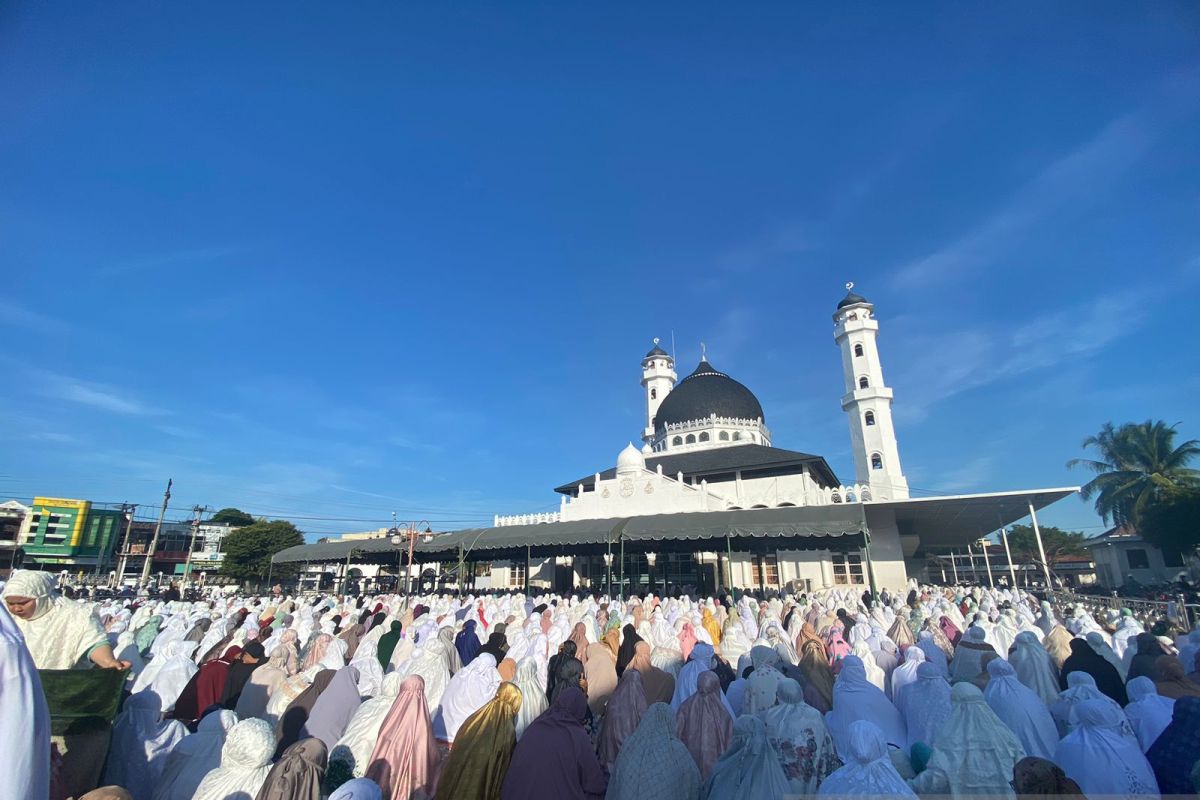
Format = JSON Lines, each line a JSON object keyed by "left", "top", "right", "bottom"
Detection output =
{"left": 833, "top": 284, "right": 909, "bottom": 499}
{"left": 641, "top": 338, "right": 676, "bottom": 450}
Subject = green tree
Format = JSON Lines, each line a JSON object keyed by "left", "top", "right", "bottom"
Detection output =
{"left": 1005, "top": 524, "right": 1087, "bottom": 570}
{"left": 220, "top": 520, "right": 304, "bottom": 585}
{"left": 1138, "top": 486, "right": 1200, "bottom": 559}
{"left": 209, "top": 507, "right": 257, "bottom": 527}
{"left": 1067, "top": 420, "right": 1199, "bottom": 528}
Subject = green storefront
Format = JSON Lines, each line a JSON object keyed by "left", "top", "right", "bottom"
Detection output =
{"left": 24, "top": 497, "right": 123, "bottom": 572}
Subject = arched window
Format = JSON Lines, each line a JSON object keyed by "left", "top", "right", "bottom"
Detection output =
{"left": 860, "top": 488, "right": 872, "bottom": 501}
{"left": 719, "top": 431, "right": 729, "bottom": 441}
{"left": 650, "top": 388, "right": 657, "bottom": 399}
{"left": 854, "top": 343, "right": 863, "bottom": 357}
{"left": 685, "top": 434, "right": 696, "bottom": 444}
{"left": 864, "top": 411, "right": 875, "bottom": 426}
{"left": 672, "top": 436, "right": 683, "bottom": 446}
{"left": 698, "top": 432, "right": 709, "bottom": 442}
{"left": 871, "top": 453, "right": 883, "bottom": 470}
{"left": 858, "top": 376, "right": 869, "bottom": 389}
{"left": 846, "top": 491, "right": 857, "bottom": 503}
{"left": 732, "top": 432, "right": 741, "bottom": 441}
{"left": 831, "top": 492, "right": 842, "bottom": 504}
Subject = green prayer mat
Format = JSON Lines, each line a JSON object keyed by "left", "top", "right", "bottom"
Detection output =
{"left": 38, "top": 668, "right": 129, "bottom": 736}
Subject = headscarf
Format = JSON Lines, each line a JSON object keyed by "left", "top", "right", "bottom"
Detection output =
{"left": 479, "top": 630, "right": 509, "bottom": 664}
{"left": 432, "top": 682, "right": 522, "bottom": 800}
{"left": 817, "top": 720, "right": 917, "bottom": 798}
{"left": 671, "top": 642, "right": 732, "bottom": 716}
{"left": 1010, "top": 756, "right": 1084, "bottom": 797}
{"left": 889, "top": 645, "right": 925, "bottom": 702}
{"left": 501, "top": 686, "right": 609, "bottom": 800}
{"left": 437, "top": 626, "right": 463, "bottom": 674}
{"left": 1085, "top": 629, "right": 1128, "bottom": 680}
{"left": 1153, "top": 655, "right": 1200, "bottom": 700}
{"left": 895, "top": 661, "right": 951, "bottom": 749}
{"left": 982, "top": 658, "right": 1059, "bottom": 760}
{"left": 221, "top": 641, "right": 265, "bottom": 709}
{"left": 255, "top": 738, "right": 326, "bottom": 800}
{"left": 598, "top": 667, "right": 649, "bottom": 771}
{"left": 760, "top": 678, "right": 839, "bottom": 796}
{"left": 301, "top": 665, "right": 363, "bottom": 751}
{"left": 605, "top": 703, "right": 701, "bottom": 800}
{"left": 276, "top": 668, "right": 336, "bottom": 756}
{"left": 376, "top": 621, "right": 403, "bottom": 669}
{"left": 796, "top": 632, "right": 835, "bottom": 713}
{"left": 173, "top": 644, "right": 243, "bottom": 722}
{"left": 615, "top": 623, "right": 642, "bottom": 677}
{"left": 136, "top": 640, "right": 201, "bottom": 713}
{"left": 1008, "top": 631, "right": 1061, "bottom": 706}
{"left": 193, "top": 719, "right": 276, "bottom": 800}
{"left": 1145, "top": 695, "right": 1200, "bottom": 794}
{"left": 1127, "top": 632, "right": 1169, "bottom": 682}
{"left": 1051, "top": 671, "right": 1133, "bottom": 740}
{"left": 1059, "top": 638, "right": 1128, "bottom": 706}
{"left": 360, "top": 675, "right": 438, "bottom": 800}
{"left": 1055, "top": 698, "right": 1160, "bottom": 797}
{"left": 434, "top": 651, "right": 501, "bottom": 742}
{"left": 701, "top": 714, "right": 790, "bottom": 800}
{"left": 924, "top": 682, "right": 1025, "bottom": 797}
{"left": 551, "top": 656, "right": 585, "bottom": 704}
{"left": 1124, "top": 675, "right": 1175, "bottom": 752}
{"left": 1042, "top": 625, "right": 1074, "bottom": 668}
{"left": 675, "top": 670, "right": 732, "bottom": 780}
{"left": 455, "top": 619, "right": 482, "bottom": 665}
{"left": 103, "top": 689, "right": 189, "bottom": 799}
{"left": 583, "top": 640, "right": 618, "bottom": 715}
{"left": 328, "top": 778, "right": 383, "bottom": 800}
{"left": 949, "top": 626, "right": 995, "bottom": 684}
{"left": 826, "top": 655, "right": 907, "bottom": 752}
{"left": 153, "top": 709, "right": 238, "bottom": 800}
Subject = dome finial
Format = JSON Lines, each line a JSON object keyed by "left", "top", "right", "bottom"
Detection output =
{"left": 700, "top": 341, "right": 707, "bottom": 361}
{"left": 846, "top": 281, "right": 854, "bottom": 291}
{"left": 653, "top": 337, "right": 660, "bottom": 345}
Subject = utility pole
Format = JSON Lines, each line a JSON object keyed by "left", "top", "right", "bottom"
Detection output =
{"left": 115, "top": 502, "right": 138, "bottom": 585}
{"left": 182, "top": 504, "right": 210, "bottom": 587}
{"left": 140, "top": 479, "right": 172, "bottom": 587}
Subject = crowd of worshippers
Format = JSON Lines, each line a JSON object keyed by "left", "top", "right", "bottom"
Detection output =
{"left": 3, "top": 568, "right": 1200, "bottom": 800}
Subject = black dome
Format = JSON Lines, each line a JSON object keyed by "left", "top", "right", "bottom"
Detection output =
{"left": 837, "top": 289, "right": 869, "bottom": 309}
{"left": 654, "top": 359, "right": 765, "bottom": 433}
{"left": 644, "top": 342, "right": 669, "bottom": 359}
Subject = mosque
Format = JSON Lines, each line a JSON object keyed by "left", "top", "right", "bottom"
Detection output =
{"left": 273, "top": 287, "right": 1077, "bottom": 595}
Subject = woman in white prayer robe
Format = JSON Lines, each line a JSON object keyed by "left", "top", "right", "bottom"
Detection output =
{"left": 192, "top": 718, "right": 277, "bottom": 800}
{"left": 817, "top": 720, "right": 916, "bottom": 798}
{"left": 1051, "top": 671, "right": 1136, "bottom": 740}
{"left": 1055, "top": 698, "right": 1160, "bottom": 799}
{"left": 432, "top": 651, "right": 500, "bottom": 743}
{"left": 890, "top": 645, "right": 925, "bottom": 701}
{"left": 103, "top": 690, "right": 189, "bottom": 799}
{"left": 1086, "top": 630, "right": 1129, "bottom": 680}
{"left": 143, "top": 640, "right": 201, "bottom": 713}
{"left": 394, "top": 638, "right": 451, "bottom": 710}
{"left": 851, "top": 640, "right": 886, "bottom": 691}
{"left": 152, "top": 709, "right": 237, "bottom": 800}
{"left": 513, "top": 656, "right": 549, "bottom": 740}
{"left": 761, "top": 678, "right": 839, "bottom": 796}
{"left": 0, "top": 594, "right": 51, "bottom": 800}
{"left": 1007, "top": 631, "right": 1060, "bottom": 706}
{"left": 1123, "top": 676, "right": 1175, "bottom": 752}
{"left": 982, "top": 658, "right": 1059, "bottom": 760}
{"left": 327, "top": 672, "right": 405, "bottom": 785}
{"left": 920, "top": 682, "right": 1025, "bottom": 798}
{"left": 825, "top": 655, "right": 907, "bottom": 753}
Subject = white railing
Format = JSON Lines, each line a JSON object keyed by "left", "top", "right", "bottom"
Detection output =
{"left": 814, "top": 483, "right": 876, "bottom": 504}
{"left": 494, "top": 512, "right": 561, "bottom": 527}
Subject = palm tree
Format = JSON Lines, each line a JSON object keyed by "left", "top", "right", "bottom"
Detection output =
{"left": 1068, "top": 420, "right": 1200, "bottom": 528}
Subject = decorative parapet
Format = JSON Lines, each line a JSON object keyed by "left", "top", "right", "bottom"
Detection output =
{"left": 660, "top": 414, "right": 770, "bottom": 437}
{"left": 814, "top": 483, "right": 876, "bottom": 504}
{"left": 494, "top": 511, "right": 561, "bottom": 527}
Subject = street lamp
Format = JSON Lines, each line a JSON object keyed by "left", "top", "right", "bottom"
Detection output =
{"left": 389, "top": 517, "right": 431, "bottom": 596}
{"left": 646, "top": 552, "right": 657, "bottom": 596}
{"left": 603, "top": 552, "right": 613, "bottom": 597}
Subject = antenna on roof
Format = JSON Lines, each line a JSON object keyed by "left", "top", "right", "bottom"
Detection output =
{"left": 670, "top": 330, "right": 676, "bottom": 362}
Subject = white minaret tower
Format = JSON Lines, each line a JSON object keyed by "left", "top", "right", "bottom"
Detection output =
{"left": 833, "top": 284, "right": 909, "bottom": 499}
{"left": 641, "top": 338, "right": 676, "bottom": 450}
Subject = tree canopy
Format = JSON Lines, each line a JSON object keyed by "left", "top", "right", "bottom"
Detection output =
{"left": 1137, "top": 486, "right": 1200, "bottom": 559}
{"left": 1004, "top": 524, "right": 1087, "bottom": 568}
{"left": 1067, "top": 420, "right": 1199, "bottom": 528}
{"left": 220, "top": 519, "right": 304, "bottom": 584}
{"left": 209, "top": 507, "right": 257, "bottom": 527}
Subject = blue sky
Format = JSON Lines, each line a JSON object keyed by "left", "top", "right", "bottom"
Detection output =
{"left": 2, "top": 3, "right": 1198, "bottom": 539}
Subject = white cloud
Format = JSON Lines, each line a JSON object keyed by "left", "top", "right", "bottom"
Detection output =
{"left": 0, "top": 300, "right": 69, "bottom": 334}
{"left": 934, "top": 455, "right": 995, "bottom": 493}
{"left": 98, "top": 245, "right": 244, "bottom": 277}
{"left": 893, "top": 110, "right": 1152, "bottom": 289}
{"left": 39, "top": 373, "right": 162, "bottom": 416}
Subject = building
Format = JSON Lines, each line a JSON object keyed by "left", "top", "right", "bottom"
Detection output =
{"left": 1082, "top": 526, "right": 1188, "bottom": 589}
{"left": 0, "top": 500, "right": 30, "bottom": 573}
{"left": 274, "top": 287, "right": 1078, "bottom": 595}
{"left": 21, "top": 497, "right": 124, "bottom": 573}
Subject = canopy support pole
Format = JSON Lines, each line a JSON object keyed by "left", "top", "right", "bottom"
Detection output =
{"left": 618, "top": 536, "right": 625, "bottom": 600}
{"left": 981, "top": 537, "right": 995, "bottom": 588}
{"left": 726, "top": 533, "right": 735, "bottom": 603}
{"left": 950, "top": 552, "right": 959, "bottom": 584}
{"left": 1029, "top": 501, "right": 1052, "bottom": 588}
{"left": 266, "top": 558, "right": 274, "bottom": 592}
{"left": 1000, "top": 527, "right": 1018, "bottom": 587}
{"left": 524, "top": 545, "right": 530, "bottom": 596}
{"left": 860, "top": 506, "right": 878, "bottom": 602}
